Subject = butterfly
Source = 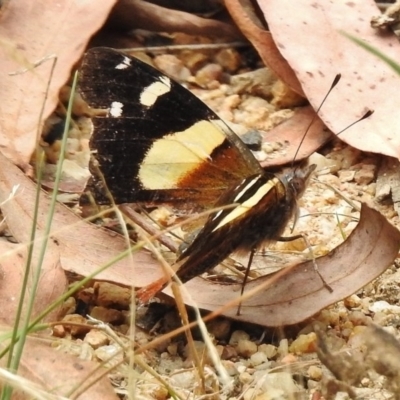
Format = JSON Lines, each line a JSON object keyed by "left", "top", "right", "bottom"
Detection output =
{"left": 79, "top": 47, "right": 316, "bottom": 304}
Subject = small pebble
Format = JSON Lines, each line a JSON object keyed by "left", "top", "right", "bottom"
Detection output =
{"left": 239, "top": 371, "right": 253, "bottom": 385}
{"left": 236, "top": 364, "right": 247, "bottom": 374}
{"left": 230, "top": 68, "right": 275, "bottom": 98}
{"left": 215, "top": 344, "right": 224, "bottom": 358}
{"left": 167, "top": 343, "right": 178, "bottom": 356}
{"left": 250, "top": 351, "right": 268, "bottom": 366}
{"left": 236, "top": 339, "right": 258, "bottom": 358}
{"left": 84, "top": 329, "right": 109, "bottom": 349}
{"left": 338, "top": 169, "right": 356, "bottom": 182}
{"left": 195, "top": 63, "right": 223, "bottom": 87}
{"left": 150, "top": 385, "right": 168, "bottom": 400}
{"left": 222, "top": 360, "right": 238, "bottom": 376}
{"left": 95, "top": 344, "right": 123, "bottom": 365}
{"left": 229, "top": 330, "right": 249, "bottom": 345}
{"left": 308, "top": 365, "right": 322, "bottom": 381}
{"left": 354, "top": 169, "right": 374, "bottom": 185}
{"left": 258, "top": 343, "right": 277, "bottom": 359}
{"left": 215, "top": 48, "right": 242, "bottom": 73}
{"left": 262, "top": 143, "right": 274, "bottom": 154}
{"left": 90, "top": 306, "right": 125, "bottom": 324}
{"left": 277, "top": 338, "right": 289, "bottom": 357}
{"left": 52, "top": 324, "right": 65, "bottom": 338}
{"left": 370, "top": 300, "right": 400, "bottom": 313}
{"left": 318, "top": 309, "right": 340, "bottom": 326}
{"left": 94, "top": 282, "right": 131, "bottom": 309}
{"left": 207, "top": 317, "right": 231, "bottom": 341}
{"left": 154, "top": 54, "right": 191, "bottom": 82}
{"left": 271, "top": 80, "right": 306, "bottom": 108}
{"left": 77, "top": 287, "right": 94, "bottom": 304}
{"left": 222, "top": 94, "right": 241, "bottom": 110}
{"left": 281, "top": 354, "right": 298, "bottom": 365}
{"left": 180, "top": 51, "right": 208, "bottom": 71}
{"left": 62, "top": 314, "right": 90, "bottom": 336}
{"left": 221, "top": 345, "right": 238, "bottom": 360}
{"left": 289, "top": 333, "right": 317, "bottom": 354}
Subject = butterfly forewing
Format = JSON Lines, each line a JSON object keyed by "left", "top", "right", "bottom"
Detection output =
{"left": 79, "top": 47, "right": 262, "bottom": 209}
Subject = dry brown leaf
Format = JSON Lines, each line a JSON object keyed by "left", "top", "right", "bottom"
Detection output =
{"left": 0, "top": 151, "right": 163, "bottom": 287}
{"left": 107, "top": 0, "right": 240, "bottom": 39}
{"left": 0, "top": 239, "right": 67, "bottom": 325}
{"left": 256, "top": 0, "right": 400, "bottom": 159}
{"left": 225, "top": 0, "right": 303, "bottom": 95}
{"left": 260, "top": 107, "right": 331, "bottom": 167}
{"left": 168, "top": 204, "right": 400, "bottom": 326}
{"left": 0, "top": 0, "right": 116, "bottom": 168}
{"left": 0, "top": 335, "right": 118, "bottom": 399}
{"left": 225, "top": 1, "right": 333, "bottom": 163}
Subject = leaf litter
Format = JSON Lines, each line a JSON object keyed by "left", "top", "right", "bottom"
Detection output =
{"left": 0, "top": 0, "right": 400, "bottom": 398}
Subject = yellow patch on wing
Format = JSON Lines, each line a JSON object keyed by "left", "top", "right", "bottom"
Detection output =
{"left": 140, "top": 76, "right": 171, "bottom": 107}
{"left": 213, "top": 177, "right": 279, "bottom": 231}
{"left": 138, "top": 120, "right": 226, "bottom": 189}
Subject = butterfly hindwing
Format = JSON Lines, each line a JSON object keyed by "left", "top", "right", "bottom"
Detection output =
{"left": 79, "top": 47, "right": 262, "bottom": 209}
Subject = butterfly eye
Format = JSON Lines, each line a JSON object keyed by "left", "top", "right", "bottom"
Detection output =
{"left": 289, "top": 164, "right": 316, "bottom": 196}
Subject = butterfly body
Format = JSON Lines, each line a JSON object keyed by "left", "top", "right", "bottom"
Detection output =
{"left": 79, "top": 48, "right": 315, "bottom": 303}
{"left": 136, "top": 166, "right": 314, "bottom": 302}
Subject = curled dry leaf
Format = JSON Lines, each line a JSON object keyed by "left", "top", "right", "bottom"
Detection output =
{"left": 169, "top": 204, "right": 400, "bottom": 326}
{"left": 225, "top": 1, "right": 332, "bottom": 163}
{"left": 254, "top": 0, "right": 400, "bottom": 159}
{"left": 225, "top": 0, "right": 303, "bottom": 95}
{"left": 0, "top": 239, "right": 67, "bottom": 325}
{"left": 0, "top": 151, "right": 164, "bottom": 287}
{"left": 108, "top": 0, "right": 240, "bottom": 39}
{"left": 0, "top": 0, "right": 116, "bottom": 168}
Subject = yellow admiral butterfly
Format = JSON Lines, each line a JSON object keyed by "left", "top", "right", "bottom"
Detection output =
{"left": 79, "top": 47, "right": 316, "bottom": 303}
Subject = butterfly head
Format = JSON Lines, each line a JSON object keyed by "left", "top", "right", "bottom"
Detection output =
{"left": 283, "top": 164, "right": 316, "bottom": 200}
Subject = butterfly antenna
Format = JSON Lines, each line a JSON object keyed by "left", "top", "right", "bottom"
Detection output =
{"left": 335, "top": 109, "right": 374, "bottom": 137}
{"left": 291, "top": 73, "right": 342, "bottom": 168}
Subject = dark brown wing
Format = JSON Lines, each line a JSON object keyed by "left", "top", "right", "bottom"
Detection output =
{"left": 79, "top": 47, "right": 262, "bottom": 210}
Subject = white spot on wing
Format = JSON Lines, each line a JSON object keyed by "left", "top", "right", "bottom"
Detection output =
{"left": 233, "top": 176, "right": 260, "bottom": 202}
{"left": 211, "top": 210, "right": 223, "bottom": 221}
{"left": 140, "top": 76, "right": 171, "bottom": 107}
{"left": 110, "top": 101, "right": 123, "bottom": 117}
{"left": 115, "top": 56, "right": 131, "bottom": 70}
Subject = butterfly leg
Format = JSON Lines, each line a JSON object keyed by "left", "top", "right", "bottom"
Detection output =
{"left": 237, "top": 248, "right": 257, "bottom": 316}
